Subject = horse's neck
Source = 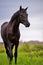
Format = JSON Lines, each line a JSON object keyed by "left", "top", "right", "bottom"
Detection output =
{"left": 9, "top": 11, "right": 20, "bottom": 32}
{"left": 9, "top": 19, "right": 19, "bottom": 33}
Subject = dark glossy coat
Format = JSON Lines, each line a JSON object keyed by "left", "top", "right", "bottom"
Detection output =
{"left": 1, "top": 6, "right": 30, "bottom": 64}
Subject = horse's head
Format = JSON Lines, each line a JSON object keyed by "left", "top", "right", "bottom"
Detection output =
{"left": 19, "top": 6, "right": 30, "bottom": 27}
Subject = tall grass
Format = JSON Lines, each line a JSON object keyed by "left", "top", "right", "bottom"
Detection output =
{"left": 0, "top": 42, "right": 43, "bottom": 65}
{"left": 18, "top": 42, "right": 43, "bottom": 52}
{"left": 0, "top": 44, "right": 5, "bottom": 53}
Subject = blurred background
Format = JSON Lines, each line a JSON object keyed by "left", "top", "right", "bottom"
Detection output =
{"left": 0, "top": 1, "right": 43, "bottom": 65}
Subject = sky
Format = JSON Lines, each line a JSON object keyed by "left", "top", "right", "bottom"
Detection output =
{"left": 0, "top": 0, "right": 43, "bottom": 42}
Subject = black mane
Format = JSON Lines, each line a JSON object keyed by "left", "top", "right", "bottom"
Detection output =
{"left": 10, "top": 11, "right": 19, "bottom": 22}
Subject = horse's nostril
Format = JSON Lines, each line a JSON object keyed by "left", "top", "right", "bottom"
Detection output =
{"left": 29, "top": 23, "right": 30, "bottom": 26}
{"left": 26, "top": 23, "right": 30, "bottom": 27}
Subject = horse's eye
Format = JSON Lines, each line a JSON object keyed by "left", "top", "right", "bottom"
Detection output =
{"left": 21, "top": 14, "right": 26, "bottom": 18}
{"left": 21, "top": 15, "right": 24, "bottom": 17}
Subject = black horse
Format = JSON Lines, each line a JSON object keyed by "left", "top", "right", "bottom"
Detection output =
{"left": 1, "top": 6, "right": 30, "bottom": 64}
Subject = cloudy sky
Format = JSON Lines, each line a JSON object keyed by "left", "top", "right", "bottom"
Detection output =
{"left": 0, "top": 0, "right": 43, "bottom": 42}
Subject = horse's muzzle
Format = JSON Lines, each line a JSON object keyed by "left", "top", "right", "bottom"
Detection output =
{"left": 26, "top": 23, "right": 30, "bottom": 27}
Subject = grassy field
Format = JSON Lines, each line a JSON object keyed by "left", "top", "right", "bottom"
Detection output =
{"left": 0, "top": 42, "right": 43, "bottom": 65}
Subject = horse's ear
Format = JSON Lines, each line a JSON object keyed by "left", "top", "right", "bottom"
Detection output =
{"left": 25, "top": 7, "right": 28, "bottom": 11}
{"left": 20, "top": 6, "right": 22, "bottom": 11}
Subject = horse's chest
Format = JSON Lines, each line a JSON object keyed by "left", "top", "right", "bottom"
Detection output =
{"left": 8, "top": 32, "right": 20, "bottom": 42}
{"left": 5, "top": 24, "right": 20, "bottom": 42}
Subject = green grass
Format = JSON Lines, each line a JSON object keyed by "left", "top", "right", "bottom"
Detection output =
{"left": 0, "top": 43, "right": 43, "bottom": 65}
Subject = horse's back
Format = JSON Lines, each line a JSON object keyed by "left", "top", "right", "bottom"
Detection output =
{"left": 1, "top": 22, "right": 8, "bottom": 39}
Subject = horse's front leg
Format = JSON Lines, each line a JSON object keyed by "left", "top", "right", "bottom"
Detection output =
{"left": 4, "top": 41, "right": 13, "bottom": 65}
{"left": 14, "top": 42, "right": 19, "bottom": 64}
{"left": 8, "top": 44, "right": 13, "bottom": 65}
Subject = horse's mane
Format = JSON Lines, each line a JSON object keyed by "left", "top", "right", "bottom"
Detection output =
{"left": 10, "top": 10, "right": 20, "bottom": 22}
